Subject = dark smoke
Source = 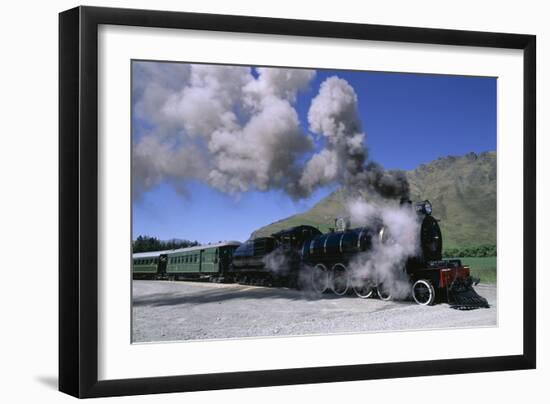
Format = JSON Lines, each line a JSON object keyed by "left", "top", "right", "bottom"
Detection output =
{"left": 303, "top": 76, "right": 409, "bottom": 200}
{"left": 133, "top": 64, "right": 409, "bottom": 201}
{"left": 351, "top": 162, "right": 410, "bottom": 200}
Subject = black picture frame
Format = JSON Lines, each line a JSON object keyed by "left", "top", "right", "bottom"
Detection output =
{"left": 59, "top": 5, "right": 536, "bottom": 398}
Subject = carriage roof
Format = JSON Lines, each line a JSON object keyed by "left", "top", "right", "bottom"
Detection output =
{"left": 167, "top": 241, "right": 242, "bottom": 255}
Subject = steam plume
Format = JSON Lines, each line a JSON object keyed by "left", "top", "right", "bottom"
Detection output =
{"left": 347, "top": 199, "right": 421, "bottom": 299}
{"left": 133, "top": 63, "right": 409, "bottom": 201}
{"left": 133, "top": 62, "right": 316, "bottom": 198}
{"left": 302, "top": 76, "right": 409, "bottom": 200}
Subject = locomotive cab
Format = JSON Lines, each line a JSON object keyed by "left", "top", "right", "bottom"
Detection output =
{"left": 272, "top": 225, "right": 322, "bottom": 250}
{"left": 228, "top": 226, "right": 322, "bottom": 286}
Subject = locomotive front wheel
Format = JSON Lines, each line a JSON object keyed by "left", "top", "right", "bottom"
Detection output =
{"left": 311, "top": 264, "right": 329, "bottom": 294}
{"left": 331, "top": 263, "right": 350, "bottom": 296}
{"left": 412, "top": 279, "right": 435, "bottom": 306}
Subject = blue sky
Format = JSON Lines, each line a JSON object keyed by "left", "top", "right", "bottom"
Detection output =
{"left": 132, "top": 63, "right": 496, "bottom": 243}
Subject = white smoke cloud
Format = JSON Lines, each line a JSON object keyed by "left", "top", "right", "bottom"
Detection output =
{"left": 307, "top": 76, "right": 362, "bottom": 139}
{"left": 132, "top": 134, "right": 209, "bottom": 197}
{"left": 244, "top": 67, "right": 315, "bottom": 107}
{"left": 132, "top": 62, "right": 316, "bottom": 198}
{"left": 208, "top": 96, "right": 313, "bottom": 195}
{"left": 161, "top": 65, "right": 251, "bottom": 138}
{"left": 347, "top": 199, "right": 421, "bottom": 299}
{"left": 132, "top": 62, "right": 192, "bottom": 132}
{"left": 300, "top": 77, "right": 368, "bottom": 194}
{"left": 133, "top": 63, "right": 409, "bottom": 201}
{"left": 298, "top": 149, "right": 340, "bottom": 193}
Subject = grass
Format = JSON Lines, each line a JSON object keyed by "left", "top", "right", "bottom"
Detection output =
{"left": 456, "top": 256, "right": 497, "bottom": 284}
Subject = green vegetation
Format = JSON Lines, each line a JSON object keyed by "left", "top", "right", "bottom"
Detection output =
{"left": 252, "top": 151, "right": 496, "bottom": 251}
{"left": 133, "top": 235, "right": 199, "bottom": 253}
{"left": 408, "top": 151, "right": 496, "bottom": 249}
{"left": 457, "top": 256, "right": 497, "bottom": 284}
{"left": 443, "top": 244, "right": 496, "bottom": 258}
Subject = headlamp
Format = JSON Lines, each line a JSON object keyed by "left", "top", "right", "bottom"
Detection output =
{"left": 423, "top": 200, "right": 432, "bottom": 215}
{"left": 414, "top": 200, "right": 433, "bottom": 215}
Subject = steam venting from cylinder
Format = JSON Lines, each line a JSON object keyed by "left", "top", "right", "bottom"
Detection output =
{"left": 347, "top": 199, "right": 421, "bottom": 299}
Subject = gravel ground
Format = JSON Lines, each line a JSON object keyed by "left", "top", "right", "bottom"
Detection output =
{"left": 132, "top": 280, "right": 496, "bottom": 343}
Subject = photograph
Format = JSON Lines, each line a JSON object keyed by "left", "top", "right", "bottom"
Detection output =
{"left": 130, "top": 60, "right": 497, "bottom": 343}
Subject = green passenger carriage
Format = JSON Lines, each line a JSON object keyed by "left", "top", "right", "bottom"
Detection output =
{"left": 132, "top": 250, "right": 170, "bottom": 279}
{"left": 132, "top": 241, "right": 241, "bottom": 281}
{"left": 165, "top": 241, "right": 241, "bottom": 281}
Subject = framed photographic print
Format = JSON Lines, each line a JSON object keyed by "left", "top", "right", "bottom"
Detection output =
{"left": 59, "top": 6, "right": 536, "bottom": 398}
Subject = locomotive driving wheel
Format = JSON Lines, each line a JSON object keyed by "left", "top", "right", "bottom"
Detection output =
{"left": 412, "top": 279, "right": 435, "bottom": 305}
{"left": 331, "top": 263, "right": 350, "bottom": 296}
{"left": 376, "top": 283, "right": 392, "bottom": 301}
{"left": 352, "top": 279, "right": 375, "bottom": 299}
{"left": 311, "top": 264, "right": 329, "bottom": 293}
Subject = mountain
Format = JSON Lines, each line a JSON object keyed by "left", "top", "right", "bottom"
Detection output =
{"left": 251, "top": 151, "right": 496, "bottom": 249}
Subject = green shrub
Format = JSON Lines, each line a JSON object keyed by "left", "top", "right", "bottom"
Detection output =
{"left": 442, "top": 244, "right": 496, "bottom": 258}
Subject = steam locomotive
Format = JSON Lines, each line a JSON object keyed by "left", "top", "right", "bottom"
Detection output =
{"left": 132, "top": 200, "right": 489, "bottom": 308}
